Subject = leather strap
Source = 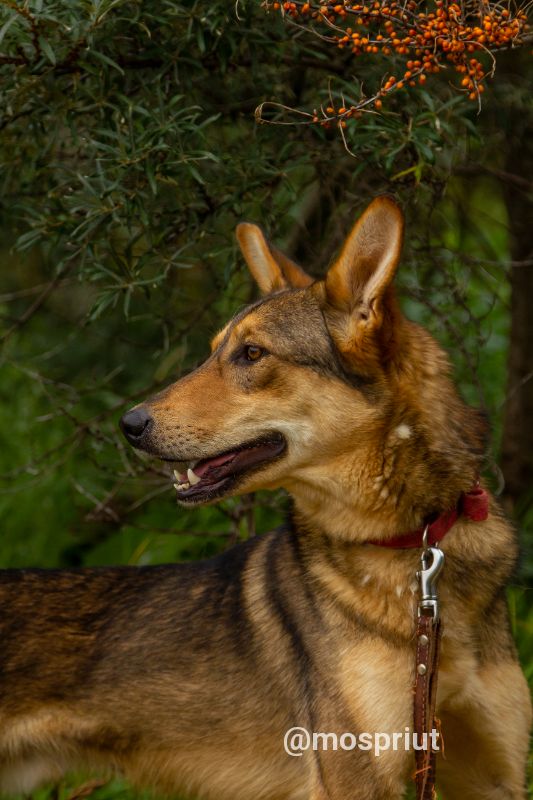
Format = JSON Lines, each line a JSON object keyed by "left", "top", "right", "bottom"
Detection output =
{"left": 413, "top": 613, "right": 442, "bottom": 800}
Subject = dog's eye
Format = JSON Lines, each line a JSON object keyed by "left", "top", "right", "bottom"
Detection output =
{"left": 243, "top": 345, "right": 264, "bottom": 362}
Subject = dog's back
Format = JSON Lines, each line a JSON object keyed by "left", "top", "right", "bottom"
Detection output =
{"left": 0, "top": 534, "right": 324, "bottom": 798}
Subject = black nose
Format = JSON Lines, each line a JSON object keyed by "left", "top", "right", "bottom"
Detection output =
{"left": 120, "top": 407, "right": 152, "bottom": 444}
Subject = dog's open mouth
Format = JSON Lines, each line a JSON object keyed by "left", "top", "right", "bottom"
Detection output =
{"left": 169, "top": 433, "right": 286, "bottom": 503}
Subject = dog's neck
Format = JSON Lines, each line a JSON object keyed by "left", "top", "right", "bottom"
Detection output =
{"left": 289, "top": 481, "right": 424, "bottom": 542}
{"left": 286, "top": 431, "right": 480, "bottom": 543}
{"left": 285, "top": 330, "right": 485, "bottom": 544}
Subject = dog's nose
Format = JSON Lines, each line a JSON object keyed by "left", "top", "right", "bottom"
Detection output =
{"left": 120, "top": 407, "right": 152, "bottom": 443}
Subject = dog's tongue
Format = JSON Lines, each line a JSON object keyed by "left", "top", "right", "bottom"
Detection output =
{"left": 194, "top": 451, "right": 236, "bottom": 478}
{"left": 192, "top": 438, "right": 285, "bottom": 485}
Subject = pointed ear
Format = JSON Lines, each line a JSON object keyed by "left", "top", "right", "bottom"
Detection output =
{"left": 236, "top": 223, "right": 313, "bottom": 295}
{"left": 269, "top": 245, "right": 314, "bottom": 289}
{"left": 325, "top": 196, "right": 404, "bottom": 328}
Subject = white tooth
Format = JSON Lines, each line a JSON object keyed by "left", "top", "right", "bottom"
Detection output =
{"left": 173, "top": 482, "right": 190, "bottom": 491}
{"left": 187, "top": 468, "right": 201, "bottom": 486}
{"left": 173, "top": 469, "right": 186, "bottom": 481}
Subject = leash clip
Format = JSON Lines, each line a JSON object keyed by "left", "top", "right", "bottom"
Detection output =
{"left": 417, "top": 526, "right": 445, "bottom": 621}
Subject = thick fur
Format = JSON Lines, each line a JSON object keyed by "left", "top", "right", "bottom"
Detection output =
{"left": 0, "top": 198, "right": 530, "bottom": 799}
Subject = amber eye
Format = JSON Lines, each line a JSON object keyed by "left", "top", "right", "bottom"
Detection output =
{"left": 243, "top": 345, "right": 264, "bottom": 362}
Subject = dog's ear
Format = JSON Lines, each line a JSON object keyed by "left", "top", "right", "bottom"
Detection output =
{"left": 325, "top": 196, "right": 404, "bottom": 325}
{"left": 236, "top": 223, "right": 313, "bottom": 294}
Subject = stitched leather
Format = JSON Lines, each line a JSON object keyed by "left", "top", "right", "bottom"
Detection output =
{"left": 413, "top": 614, "right": 442, "bottom": 800}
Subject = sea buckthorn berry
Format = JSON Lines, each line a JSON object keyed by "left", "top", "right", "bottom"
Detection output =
{"left": 269, "top": 0, "right": 528, "bottom": 125}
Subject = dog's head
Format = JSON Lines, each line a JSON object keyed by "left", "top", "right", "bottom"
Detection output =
{"left": 120, "top": 197, "right": 485, "bottom": 521}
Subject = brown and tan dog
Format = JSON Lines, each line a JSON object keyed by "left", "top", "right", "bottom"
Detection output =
{"left": 0, "top": 197, "right": 530, "bottom": 799}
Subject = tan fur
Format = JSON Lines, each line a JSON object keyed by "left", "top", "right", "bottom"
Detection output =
{"left": 0, "top": 197, "right": 530, "bottom": 799}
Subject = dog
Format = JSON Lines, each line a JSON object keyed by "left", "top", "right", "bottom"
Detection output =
{"left": 0, "top": 197, "right": 530, "bottom": 799}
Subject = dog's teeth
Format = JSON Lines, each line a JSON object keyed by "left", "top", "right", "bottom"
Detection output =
{"left": 173, "top": 469, "right": 184, "bottom": 481}
{"left": 187, "top": 467, "right": 201, "bottom": 486}
{"left": 173, "top": 482, "right": 190, "bottom": 491}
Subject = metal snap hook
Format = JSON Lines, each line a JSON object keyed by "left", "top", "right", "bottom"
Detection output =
{"left": 417, "top": 538, "right": 445, "bottom": 620}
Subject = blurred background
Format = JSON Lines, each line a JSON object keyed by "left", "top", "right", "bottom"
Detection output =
{"left": 0, "top": 1, "right": 531, "bottom": 797}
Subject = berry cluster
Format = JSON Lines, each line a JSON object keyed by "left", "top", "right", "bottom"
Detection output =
{"left": 264, "top": 1, "right": 529, "bottom": 125}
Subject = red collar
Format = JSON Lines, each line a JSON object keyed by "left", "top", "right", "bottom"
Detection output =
{"left": 368, "top": 485, "right": 489, "bottom": 549}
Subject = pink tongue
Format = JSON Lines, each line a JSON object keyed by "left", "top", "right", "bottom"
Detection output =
{"left": 194, "top": 451, "right": 236, "bottom": 478}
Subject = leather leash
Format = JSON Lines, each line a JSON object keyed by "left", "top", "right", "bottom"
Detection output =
{"left": 413, "top": 529, "right": 444, "bottom": 800}
{"left": 369, "top": 484, "right": 489, "bottom": 800}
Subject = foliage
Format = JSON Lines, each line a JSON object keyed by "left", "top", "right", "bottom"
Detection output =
{"left": 0, "top": 1, "right": 531, "bottom": 798}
